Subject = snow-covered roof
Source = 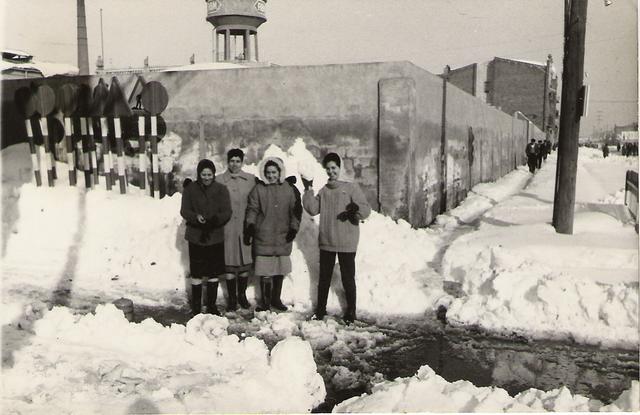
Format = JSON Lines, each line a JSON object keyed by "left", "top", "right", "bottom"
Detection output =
{"left": 501, "top": 57, "right": 546, "bottom": 67}
{"left": 2, "top": 48, "right": 33, "bottom": 61}
{"left": 0, "top": 60, "right": 78, "bottom": 77}
{"left": 161, "top": 62, "right": 250, "bottom": 72}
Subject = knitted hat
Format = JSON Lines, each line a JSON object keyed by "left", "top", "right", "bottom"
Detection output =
{"left": 197, "top": 159, "right": 216, "bottom": 179}
{"left": 322, "top": 152, "right": 341, "bottom": 168}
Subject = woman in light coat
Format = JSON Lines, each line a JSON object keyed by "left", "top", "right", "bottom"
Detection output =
{"left": 217, "top": 149, "right": 257, "bottom": 310}
{"left": 302, "top": 153, "right": 371, "bottom": 324}
{"left": 245, "top": 157, "right": 301, "bottom": 312}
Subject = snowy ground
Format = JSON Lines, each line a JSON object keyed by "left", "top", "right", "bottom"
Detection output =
{"left": 2, "top": 140, "right": 638, "bottom": 412}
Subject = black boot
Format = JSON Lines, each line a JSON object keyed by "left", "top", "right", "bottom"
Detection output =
{"left": 206, "top": 281, "right": 220, "bottom": 315}
{"left": 271, "top": 275, "right": 288, "bottom": 311}
{"left": 237, "top": 276, "right": 251, "bottom": 309}
{"left": 191, "top": 284, "right": 202, "bottom": 316}
{"left": 225, "top": 278, "right": 238, "bottom": 312}
{"left": 255, "top": 278, "right": 272, "bottom": 312}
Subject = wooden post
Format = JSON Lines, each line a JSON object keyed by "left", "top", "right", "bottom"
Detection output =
{"left": 39, "top": 118, "right": 54, "bottom": 187}
{"left": 113, "top": 118, "right": 127, "bottom": 194}
{"left": 63, "top": 118, "right": 77, "bottom": 185}
{"left": 150, "top": 116, "right": 160, "bottom": 199}
{"left": 80, "top": 118, "right": 92, "bottom": 188}
{"left": 138, "top": 116, "right": 147, "bottom": 191}
{"left": 25, "top": 119, "right": 42, "bottom": 186}
{"left": 100, "top": 117, "right": 112, "bottom": 191}
{"left": 87, "top": 119, "right": 99, "bottom": 186}
{"left": 552, "top": 0, "right": 589, "bottom": 235}
{"left": 440, "top": 67, "right": 449, "bottom": 213}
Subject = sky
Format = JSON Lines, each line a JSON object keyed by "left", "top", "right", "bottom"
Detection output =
{"left": 1, "top": 0, "right": 638, "bottom": 135}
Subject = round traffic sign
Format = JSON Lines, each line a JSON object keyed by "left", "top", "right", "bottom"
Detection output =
{"left": 14, "top": 86, "right": 37, "bottom": 118}
{"left": 140, "top": 81, "right": 168, "bottom": 115}
{"left": 57, "top": 84, "right": 79, "bottom": 116}
{"left": 35, "top": 85, "right": 56, "bottom": 116}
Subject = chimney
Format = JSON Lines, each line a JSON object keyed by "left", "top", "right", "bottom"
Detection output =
{"left": 77, "top": 0, "right": 90, "bottom": 75}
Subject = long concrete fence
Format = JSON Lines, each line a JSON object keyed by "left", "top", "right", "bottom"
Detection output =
{"left": 1, "top": 61, "right": 542, "bottom": 227}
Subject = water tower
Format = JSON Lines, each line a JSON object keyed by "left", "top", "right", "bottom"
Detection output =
{"left": 205, "top": 0, "right": 267, "bottom": 62}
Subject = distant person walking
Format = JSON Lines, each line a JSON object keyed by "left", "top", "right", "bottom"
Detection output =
{"left": 181, "top": 159, "right": 232, "bottom": 316}
{"left": 217, "top": 149, "right": 257, "bottom": 311}
{"left": 544, "top": 138, "right": 552, "bottom": 160}
{"left": 536, "top": 140, "right": 544, "bottom": 168}
{"left": 245, "top": 157, "right": 300, "bottom": 312}
{"left": 525, "top": 139, "right": 537, "bottom": 173}
{"left": 602, "top": 143, "right": 609, "bottom": 158}
{"left": 302, "top": 153, "right": 371, "bottom": 324}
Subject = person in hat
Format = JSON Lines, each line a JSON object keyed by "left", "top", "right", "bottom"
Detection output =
{"left": 244, "top": 156, "right": 300, "bottom": 312}
{"left": 217, "top": 149, "right": 257, "bottom": 311}
{"left": 180, "top": 159, "right": 232, "bottom": 316}
{"left": 525, "top": 139, "right": 537, "bottom": 173}
{"left": 302, "top": 152, "right": 371, "bottom": 324}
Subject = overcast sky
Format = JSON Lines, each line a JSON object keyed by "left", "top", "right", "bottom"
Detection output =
{"left": 1, "top": 0, "right": 637, "bottom": 134}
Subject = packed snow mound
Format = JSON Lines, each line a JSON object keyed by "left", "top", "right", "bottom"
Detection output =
{"left": 333, "top": 365, "right": 640, "bottom": 413}
{"left": 441, "top": 245, "right": 638, "bottom": 348}
{"left": 3, "top": 140, "right": 449, "bottom": 320}
{"left": 2, "top": 304, "right": 325, "bottom": 413}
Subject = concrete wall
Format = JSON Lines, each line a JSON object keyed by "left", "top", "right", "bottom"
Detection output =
{"left": 1, "top": 61, "right": 540, "bottom": 227}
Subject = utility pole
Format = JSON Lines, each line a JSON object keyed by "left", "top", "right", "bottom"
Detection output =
{"left": 552, "top": 0, "right": 589, "bottom": 234}
{"left": 100, "top": 9, "right": 105, "bottom": 62}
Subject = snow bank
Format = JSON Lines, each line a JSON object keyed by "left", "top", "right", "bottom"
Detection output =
{"left": 2, "top": 304, "right": 325, "bottom": 413}
{"left": 334, "top": 365, "right": 640, "bottom": 413}
{"left": 440, "top": 150, "right": 639, "bottom": 348}
{"left": 441, "top": 245, "right": 638, "bottom": 348}
{"left": 2, "top": 139, "right": 449, "bottom": 321}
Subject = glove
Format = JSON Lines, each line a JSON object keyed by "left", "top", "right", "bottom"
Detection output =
{"left": 285, "top": 228, "right": 297, "bottom": 243}
{"left": 337, "top": 202, "right": 360, "bottom": 226}
{"left": 243, "top": 224, "right": 255, "bottom": 246}
{"left": 345, "top": 202, "right": 359, "bottom": 213}
{"left": 301, "top": 176, "right": 313, "bottom": 191}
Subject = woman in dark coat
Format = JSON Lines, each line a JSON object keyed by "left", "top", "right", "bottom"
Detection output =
{"left": 244, "top": 157, "right": 301, "bottom": 312}
{"left": 180, "top": 159, "right": 232, "bottom": 316}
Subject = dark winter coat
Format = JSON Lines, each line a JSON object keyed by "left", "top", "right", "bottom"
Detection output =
{"left": 245, "top": 158, "right": 301, "bottom": 256}
{"left": 180, "top": 180, "right": 232, "bottom": 246}
{"left": 303, "top": 180, "right": 371, "bottom": 253}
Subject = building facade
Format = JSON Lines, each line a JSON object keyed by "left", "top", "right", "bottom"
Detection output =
{"left": 444, "top": 55, "right": 558, "bottom": 141}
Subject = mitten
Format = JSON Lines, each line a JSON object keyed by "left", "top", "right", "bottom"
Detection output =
{"left": 301, "top": 177, "right": 313, "bottom": 191}
{"left": 243, "top": 224, "right": 255, "bottom": 246}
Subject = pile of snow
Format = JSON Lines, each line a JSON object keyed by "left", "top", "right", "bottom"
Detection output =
{"left": 440, "top": 245, "right": 638, "bottom": 348}
{"left": 334, "top": 365, "right": 639, "bottom": 413}
{"left": 2, "top": 139, "right": 450, "bottom": 322}
{"left": 439, "top": 150, "right": 639, "bottom": 348}
{"left": 3, "top": 304, "right": 325, "bottom": 413}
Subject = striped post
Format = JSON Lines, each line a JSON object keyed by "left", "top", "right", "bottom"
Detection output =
{"left": 100, "top": 117, "right": 113, "bottom": 191}
{"left": 137, "top": 116, "right": 147, "bottom": 191}
{"left": 150, "top": 116, "right": 160, "bottom": 199}
{"left": 39, "top": 118, "right": 54, "bottom": 187}
{"left": 25, "top": 119, "right": 42, "bottom": 186}
{"left": 113, "top": 118, "right": 127, "bottom": 194}
{"left": 87, "top": 119, "right": 99, "bottom": 186}
{"left": 80, "top": 118, "right": 92, "bottom": 188}
{"left": 63, "top": 118, "right": 77, "bottom": 186}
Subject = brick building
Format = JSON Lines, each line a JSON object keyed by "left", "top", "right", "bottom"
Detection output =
{"left": 444, "top": 55, "right": 558, "bottom": 141}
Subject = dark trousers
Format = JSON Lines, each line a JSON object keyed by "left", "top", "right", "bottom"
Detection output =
{"left": 317, "top": 250, "right": 356, "bottom": 315}
{"left": 527, "top": 157, "right": 537, "bottom": 173}
{"left": 536, "top": 155, "right": 542, "bottom": 169}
